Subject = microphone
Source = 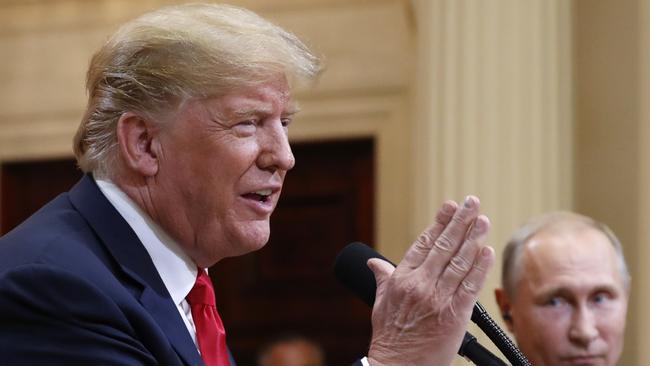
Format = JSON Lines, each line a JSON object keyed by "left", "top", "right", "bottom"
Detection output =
{"left": 334, "top": 242, "right": 515, "bottom": 366}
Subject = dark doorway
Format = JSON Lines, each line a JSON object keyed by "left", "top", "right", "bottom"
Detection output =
{"left": 0, "top": 138, "right": 375, "bottom": 366}
{"left": 1, "top": 159, "right": 83, "bottom": 233}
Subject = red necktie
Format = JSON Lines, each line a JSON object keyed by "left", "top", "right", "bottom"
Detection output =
{"left": 186, "top": 269, "right": 230, "bottom": 366}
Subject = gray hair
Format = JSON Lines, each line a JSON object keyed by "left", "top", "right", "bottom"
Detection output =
{"left": 501, "top": 211, "right": 630, "bottom": 297}
{"left": 73, "top": 3, "right": 322, "bottom": 178}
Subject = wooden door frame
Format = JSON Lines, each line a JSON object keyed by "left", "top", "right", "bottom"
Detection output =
{"left": 291, "top": 94, "right": 412, "bottom": 261}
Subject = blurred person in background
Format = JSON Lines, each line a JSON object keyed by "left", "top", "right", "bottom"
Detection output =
{"left": 258, "top": 334, "right": 324, "bottom": 366}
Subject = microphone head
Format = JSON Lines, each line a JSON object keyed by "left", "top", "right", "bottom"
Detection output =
{"left": 333, "top": 242, "right": 395, "bottom": 307}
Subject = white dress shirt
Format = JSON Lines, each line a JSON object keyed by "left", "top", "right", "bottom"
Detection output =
{"left": 95, "top": 178, "right": 200, "bottom": 346}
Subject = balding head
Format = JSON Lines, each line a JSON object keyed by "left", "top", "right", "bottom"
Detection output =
{"left": 500, "top": 211, "right": 629, "bottom": 298}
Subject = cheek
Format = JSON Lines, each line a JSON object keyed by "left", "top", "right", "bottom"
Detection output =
{"left": 515, "top": 306, "right": 572, "bottom": 343}
{"left": 191, "top": 149, "right": 254, "bottom": 195}
{"left": 597, "top": 308, "right": 628, "bottom": 340}
{"left": 510, "top": 309, "right": 567, "bottom": 366}
{"left": 594, "top": 298, "right": 628, "bottom": 325}
{"left": 213, "top": 148, "right": 260, "bottom": 183}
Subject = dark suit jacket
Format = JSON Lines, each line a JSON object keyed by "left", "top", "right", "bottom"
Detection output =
{"left": 0, "top": 175, "right": 217, "bottom": 365}
{"left": 0, "top": 175, "right": 364, "bottom": 366}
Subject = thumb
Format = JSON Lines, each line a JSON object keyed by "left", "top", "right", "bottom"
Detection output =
{"left": 367, "top": 258, "right": 395, "bottom": 300}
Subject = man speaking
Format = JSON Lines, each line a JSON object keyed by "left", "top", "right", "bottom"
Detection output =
{"left": 0, "top": 3, "right": 495, "bottom": 365}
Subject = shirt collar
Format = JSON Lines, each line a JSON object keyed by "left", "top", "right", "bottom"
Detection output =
{"left": 95, "top": 177, "right": 197, "bottom": 306}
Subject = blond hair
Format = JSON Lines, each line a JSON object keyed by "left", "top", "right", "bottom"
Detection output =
{"left": 73, "top": 3, "right": 321, "bottom": 177}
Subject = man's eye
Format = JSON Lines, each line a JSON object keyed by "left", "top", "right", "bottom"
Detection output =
{"left": 235, "top": 120, "right": 258, "bottom": 129}
{"left": 592, "top": 292, "right": 612, "bottom": 304}
{"left": 238, "top": 120, "right": 257, "bottom": 127}
{"left": 546, "top": 297, "right": 566, "bottom": 307}
{"left": 232, "top": 120, "right": 257, "bottom": 135}
{"left": 281, "top": 117, "right": 292, "bottom": 127}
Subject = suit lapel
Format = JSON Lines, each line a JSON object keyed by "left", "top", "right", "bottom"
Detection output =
{"left": 68, "top": 175, "right": 204, "bottom": 366}
{"left": 139, "top": 286, "right": 205, "bottom": 366}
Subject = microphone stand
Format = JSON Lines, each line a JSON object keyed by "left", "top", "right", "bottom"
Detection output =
{"left": 471, "top": 303, "right": 532, "bottom": 366}
{"left": 459, "top": 333, "right": 508, "bottom": 366}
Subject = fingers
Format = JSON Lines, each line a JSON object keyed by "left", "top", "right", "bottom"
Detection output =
{"left": 420, "top": 195, "right": 481, "bottom": 279}
{"left": 367, "top": 258, "right": 396, "bottom": 302}
{"left": 453, "top": 245, "right": 495, "bottom": 310}
{"left": 367, "top": 258, "right": 396, "bottom": 287}
{"left": 436, "top": 214, "right": 490, "bottom": 296}
{"left": 396, "top": 195, "right": 491, "bottom": 303}
{"left": 400, "top": 200, "right": 458, "bottom": 270}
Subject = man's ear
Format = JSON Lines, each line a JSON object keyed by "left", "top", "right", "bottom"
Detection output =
{"left": 495, "top": 288, "right": 515, "bottom": 332}
{"left": 116, "top": 112, "right": 159, "bottom": 177}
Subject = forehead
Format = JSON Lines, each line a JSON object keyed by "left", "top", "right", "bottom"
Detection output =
{"left": 209, "top": 79, "right": 296, "bottom": 116}
{"left": 174, "top": 78, "right": 296, "bottom": 122}
{"left": 518, "top": 227, "right": 625, "bottom": 292}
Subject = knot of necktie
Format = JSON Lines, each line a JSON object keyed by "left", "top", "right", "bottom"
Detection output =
{"left": 187, "top": 269, "right": 216, "bottom": 307}
{"left": 186, "top": 268, "right": 230, "bottom": 366}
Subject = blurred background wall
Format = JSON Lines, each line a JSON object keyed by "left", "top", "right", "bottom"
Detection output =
{"left": 0, "top": 0, "right": 647, "bottom": 365}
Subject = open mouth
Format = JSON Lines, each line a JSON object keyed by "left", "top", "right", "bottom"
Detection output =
{"left": 242, "top": 189, "right": 272, "bottom": 203}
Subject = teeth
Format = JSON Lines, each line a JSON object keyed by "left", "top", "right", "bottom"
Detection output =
{"left": 253, "top": 189, "right": 272, "bottom": 196}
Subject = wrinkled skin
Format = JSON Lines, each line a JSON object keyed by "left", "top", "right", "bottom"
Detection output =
{"left": 367, "top": 196, "right": 495, "bottom": 366}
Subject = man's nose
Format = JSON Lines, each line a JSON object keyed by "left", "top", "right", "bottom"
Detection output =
{"left": 258, "top": 120, "right": 295, "bottom": 172}
{"left": 568, "top": 306, "right": 599, "bottom": 346}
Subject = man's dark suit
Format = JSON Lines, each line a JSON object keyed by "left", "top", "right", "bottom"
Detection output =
{"left": 0, "top": 175, "right": 210, "bottom": 365}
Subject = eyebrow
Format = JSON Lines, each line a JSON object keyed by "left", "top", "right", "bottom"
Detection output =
{"left": 535, "top": 283, "right": 622, "bottom": 301}
{"left": 534, "top": 287, "right": 573, "bottom": 302}
{"left": 231, "top": 101, "right": 300, "bottom": 118}
{"left": 589, "top": 284, "right": 623, "bottom": 295}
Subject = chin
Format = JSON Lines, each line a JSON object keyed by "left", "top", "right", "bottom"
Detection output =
{"left": 231, "top": 224, "right": 270, "bottom": 255}
{"left": 245, "top": 232, "right": 270, "bottom": 251}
